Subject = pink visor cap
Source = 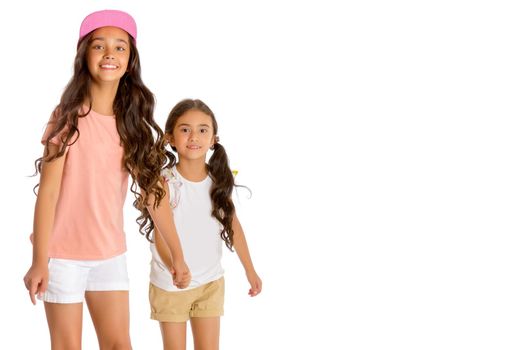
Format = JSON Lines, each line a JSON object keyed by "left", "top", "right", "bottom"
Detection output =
{"left": 79, "top": 9, "right": 137, "bottom": 42}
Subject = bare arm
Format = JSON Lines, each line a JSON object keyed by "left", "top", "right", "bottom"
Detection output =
{"left": 144, "top": 181, "right": 191, "bottom": 288}
{"left": 24, "top": 144, "right": 67, "bottom": 304}
{"left": 232, "top": 212, "right": 262, "bottom": 297}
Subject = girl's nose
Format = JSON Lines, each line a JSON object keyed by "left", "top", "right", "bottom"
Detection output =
{"left": 104, "top": 51, "right": 114, "bottom": 60}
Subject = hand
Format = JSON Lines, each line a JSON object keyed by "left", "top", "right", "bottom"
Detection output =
{"left": 246, "top": 270, "right": 262, "bottom": 297}
{"left": 23, "top": 263, "right": 49, "bottom": 305}
{"left": 171, "top": 259, "right": 191, "bottom": 289}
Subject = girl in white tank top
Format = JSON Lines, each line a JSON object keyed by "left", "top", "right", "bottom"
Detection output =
{"left": 149, "top": 99, "right": 262, "bottom": 349}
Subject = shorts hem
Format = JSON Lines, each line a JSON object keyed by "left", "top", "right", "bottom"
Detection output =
{"left": 151, "top": 313, "right": 190, "bottom": 323}
{"left": 41, "top": 293, "right": 84, "bottom": 304}
{"left": 190, "top": 309, "right": 224, "bottom": 318}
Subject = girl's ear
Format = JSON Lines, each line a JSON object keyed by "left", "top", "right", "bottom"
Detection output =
{"left": 163, "top": 133, "right": 173, "bottom": 146}
{"left": 210, "top": 135, "right": 220, "bottom": 150}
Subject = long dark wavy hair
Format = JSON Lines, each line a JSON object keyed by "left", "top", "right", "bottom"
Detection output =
{"left": 35, "top": 31, "right": 166, "bottom": 241}
{"left": 165, "top": 99, "right": 237, "bottom": 251}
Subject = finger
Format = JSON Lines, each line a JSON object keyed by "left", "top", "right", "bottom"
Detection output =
{"left": 172, "top": 274, "right": 184, "bottom": 287}
{"left": 174, "top": 272, "right": 183, "bottom": 284}
{"left": 249, "top": 282, "right": 262, "bottom": 296}
{"left": 29, "top": 281, "right": 38, "bottom": 305}
{"left": 37, "top": 279, "right": 48, "bottom": 298}
{"left": 179, "top": 278, "right": 191, "bottom": 288}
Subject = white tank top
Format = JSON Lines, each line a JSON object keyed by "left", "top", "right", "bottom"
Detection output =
{"left": 150, "top": 167, "right": 224, "bottom": 291}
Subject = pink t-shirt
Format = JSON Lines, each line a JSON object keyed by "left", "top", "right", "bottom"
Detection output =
{"left": 42, "top": 108, "right": 129, "bottom": 260}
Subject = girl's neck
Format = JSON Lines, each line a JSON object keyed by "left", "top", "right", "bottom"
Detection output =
{"left": 176, "top": 159, "right": 208, "bottom": 182}
{"left": 86, "top": 82, "right": 119, "bottom": 116}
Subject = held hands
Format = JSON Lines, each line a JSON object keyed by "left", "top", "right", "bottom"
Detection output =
{"left": 23, "top": 263, "right": 49, "bottom": 305}
{"left": 171, "top": 259, "right": 191, "bottom": 289}
{"left": 246, "top": 270, "right": 262, "bottom": 297}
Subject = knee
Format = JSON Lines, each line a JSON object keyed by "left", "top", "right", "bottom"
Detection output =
{"left": 51, "top": 343, "right": 81, "bottom": 350}
{"left": 50, "top": 337, "right": 81, "bottom": 350}
{"left": 100, "top": 339, "right": 132, "bottom": 350}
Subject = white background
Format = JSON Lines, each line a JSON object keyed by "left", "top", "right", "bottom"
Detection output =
{"left": 1, "top": 0, "right": 524, "bottom": 349}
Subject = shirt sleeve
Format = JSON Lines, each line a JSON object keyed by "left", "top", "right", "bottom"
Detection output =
{"left": 161, "top": 168, "right": 182, "bottom": 208}
{"left": 41, "top": 111, "right": 70, "bottom": 147}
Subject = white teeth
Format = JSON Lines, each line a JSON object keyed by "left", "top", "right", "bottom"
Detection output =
{"left": 101, "top": 64, "right": 117, "bottom": 69}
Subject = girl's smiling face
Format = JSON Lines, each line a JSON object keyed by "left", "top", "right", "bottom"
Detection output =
{"left": 86, "top": 26, "right": 130, "bottom": 85}
{"left": 167, "top": 109, "right": 216, "bottom": 161}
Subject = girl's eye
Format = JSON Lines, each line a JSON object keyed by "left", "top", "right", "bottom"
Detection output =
{"left": 181, "top": 128, "right": 190, "bottom": 133}
{"left": 93, "top": 45, "right": 103, "bottom": 50}
{"left": 200, "top": 128, "right": 208, "bottom": 133}
{"left": 116, "top": 47, "right": 126, "bottom": 52}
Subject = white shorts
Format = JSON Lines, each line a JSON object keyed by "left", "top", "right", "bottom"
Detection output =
{"left": 41, "top": 253, "right": 129, "bottom": 304}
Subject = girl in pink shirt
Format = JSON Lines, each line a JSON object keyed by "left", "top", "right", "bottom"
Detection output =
{"left": 23, "top": 9, "right": 190, "bottom": 349}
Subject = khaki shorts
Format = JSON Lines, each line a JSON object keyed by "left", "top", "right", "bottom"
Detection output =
{"left": 149, "top": 277, "right": 225, "bottom": 322}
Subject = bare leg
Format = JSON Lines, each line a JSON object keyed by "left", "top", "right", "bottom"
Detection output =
{"left": 159, "top": 321, "right": 187, "bottom": 350}
{"left": 85, "top": 291, "right": 132, "bottom": 350}
{"left": 190, "top": 317, "right": 220, "bottom": 350}
{"left": 44, "top": 302, "right": 83, "bottom": 350}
